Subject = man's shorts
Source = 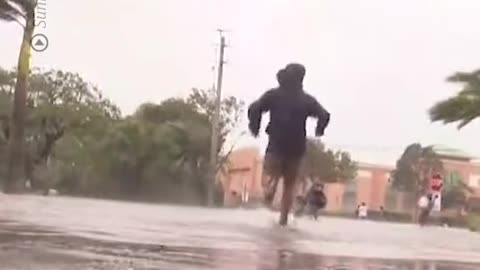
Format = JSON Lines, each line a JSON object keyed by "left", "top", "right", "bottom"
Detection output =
{"left": 263, "top": 152, "right": 302, "bottom": 180}
{"left": 262, "top": 152, "right": 302, "bottom": 204}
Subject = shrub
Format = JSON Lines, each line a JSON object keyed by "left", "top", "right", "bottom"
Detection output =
{"left": 467, "top": 213, "right": 480, "bottom": 232}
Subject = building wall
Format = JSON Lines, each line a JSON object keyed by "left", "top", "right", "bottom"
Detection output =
{"left": 356, "top": 171, "right": 371, "bottom": 208}
{"left": 442, "top": 159, "right": 480, "bottom": 197}
{"left": 221, "top": 147, "right": 395, "bottom": 211}
{"left": 355, "top": 164, "right": 392, "bottom": 211}
{"left": 371, "top": 170, "right": 391, "bottom": 210}
{"left": 443, "top": 159, "right": 473, "bottom": 185}
{"left": 221, "top": 147, "right": 263, "bottom": 206}
{"left": 252, "top": 158, "right": 264, "bottom": 197}
{"left": 221, "top": 147, "right": 480, "bottom": 211}
{"left": 472, "top": 164, "right": 480, "bottom": 196}
{"left": 324, "top": 183, "right": 345, "bottom": 211}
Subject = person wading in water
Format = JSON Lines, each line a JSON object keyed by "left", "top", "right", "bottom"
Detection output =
{"left": 418, "top": 193, "right": 434, "bottom": 226}
{"left": 293, "top": 182, "right": 327, "bottom": 219}
{"left": 248, "top": 63, "right": 330, "bottom": 226}
{"left": 305, "top": 182, "right": 327, "bottom": 220}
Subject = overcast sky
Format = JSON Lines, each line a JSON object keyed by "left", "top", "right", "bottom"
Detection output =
{"left": 1, "top": 0, "right": 480, "bottom": 165}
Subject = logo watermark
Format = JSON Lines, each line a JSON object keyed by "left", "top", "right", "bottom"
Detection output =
{"left": 31, "top": 0, "right": 48, "bottom": 52}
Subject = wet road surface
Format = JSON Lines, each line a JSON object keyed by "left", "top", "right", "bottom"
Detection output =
{"left": 1, "top": 194, "right": 480, "bottom": 269}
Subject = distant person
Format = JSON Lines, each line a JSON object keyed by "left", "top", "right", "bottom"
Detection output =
{"left": 44, "top": 188, "right": 58, "bottom": 196}
{"left": 305, "top": 182, "right": 327, "bottom": 220}
{"left": 287, "top": 183, "right": 327, "bottom": 220}
{"left": 430, "top": 174, "right": 443, "bottom": 213}
{"left": 248, "top": 63, "right": 330, "bottom": 226}
{"left": 228, "top": 191, "right": 242, "bottom": 207}
{"left": 418, "top": 193, "right": 432, "bottom": 226}
{"left": 357, "top": 202, "right": 368, "bottom": 219}
{"left": 430, "top": 174, "right": 444, "bottom": 193}
{"left": 379, "top": 206, "right": 385, "bottom": 219}
{"left": 293, "top": 195, "right": 307, "bottom": 217}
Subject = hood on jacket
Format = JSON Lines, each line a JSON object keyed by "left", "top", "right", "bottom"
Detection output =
{"left": 277, "top": 63, "right": 305, "bottom": 91}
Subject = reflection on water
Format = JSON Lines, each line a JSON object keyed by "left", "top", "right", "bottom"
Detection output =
{"left": 1, "top": 195, "right": 480, "bottom": 269}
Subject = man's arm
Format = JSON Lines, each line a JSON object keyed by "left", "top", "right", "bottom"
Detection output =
{"left": 306, "top": 95, "right": 330, "bottom": 137}
{"left": 247, "top": 90, "right": 273, "bottom": 137}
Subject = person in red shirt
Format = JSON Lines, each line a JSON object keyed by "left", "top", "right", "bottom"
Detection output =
{"left": 430, "top": 173, "right": 443, "bottom": 193}
{"left": 428, "top": 173, "right": 443, "bottom": 213}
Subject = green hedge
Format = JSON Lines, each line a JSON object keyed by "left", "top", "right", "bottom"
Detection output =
{"left": 319, "top": 210, "right": 413, "bottom": 223}
{"left": 318, "top": 209, "right": 473, "bottom": 229}
{"left": 467, "top": 213, "right": 480, "bottom": 232}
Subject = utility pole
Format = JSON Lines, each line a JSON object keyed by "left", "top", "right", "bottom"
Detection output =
{"left": 208, "top": 30, "right": 226, "bottom": 206}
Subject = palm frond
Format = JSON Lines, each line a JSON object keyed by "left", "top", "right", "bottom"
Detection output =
{"left": 0, "top": 0, "right": 35, "bottom": 27}
{"left": 446, "top": 70, "right": 480, "bottom": 84}
{"left": 429, "top": 95, "right": 480, "bottom": 129}
{"left": 429, "top": 70, "right": 480, "bottom": 129}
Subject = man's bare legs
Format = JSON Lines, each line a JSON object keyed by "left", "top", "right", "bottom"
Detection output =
{"left": 279, "top": 176, "right": 296, "bottom": 226}
{"left": 262, "top": 153, "right": 301, "bottom": 226}
{"left": 262, "top": 173, "right": 279, "bottom": 208}
{"left": 262, "top": 153, "right": 282, "bottom": 208}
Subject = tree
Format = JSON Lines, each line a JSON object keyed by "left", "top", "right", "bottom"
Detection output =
{"left": 301, "top": 140, "right": 335, "bottom": 183}
{"left": 187, "top": 88, "right": 244, "bottom": 145}
{"left": 441, "top": 171, "right": 474, "bottom": 215}
{"left": 187, "top": 88, "right": 244, "bottom": 204}
{"left": 130, "top": 99, "right": 212, "bottom": 201}
{"left": 2, "top": 70, "right": 244, "bottom": 204}
{"left": 1, "top": 68, "right": 120, "bottom": 190}
{"left": 299, "top": 139, "right": 357, "bottom": 193}
{"left": 391, "top": 143, "right": 444, "bottom": 220}
{"left": 0, "top": 69, "right": 13, "bottom": 141}
{"left": 442, "top": 182, "right": 471, "bottom": 212}
{"left": 391, "top": 143, "right": 444, "bottom": 193}
{"left": 334, "top": 150, "right": 357, "bottom": 183}
{"left": 1, "top": 0, "right": 36, "bottom": 192}
{"left": 429, "top": 70, "right": 480, "bottom": 129}
{"left": 79, "top": 89, "right": 243, "bottom": 204}
{"left": 0, "top": 69, "right": 13, "bottom": 181}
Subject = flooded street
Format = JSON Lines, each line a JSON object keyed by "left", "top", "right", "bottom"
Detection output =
{"left": 1, "top": 195, "right": 480, "bottom": 269}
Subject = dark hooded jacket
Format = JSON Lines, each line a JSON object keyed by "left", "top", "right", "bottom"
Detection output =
{"left": 248, "top": 66, "right": 330, "bottom": 158}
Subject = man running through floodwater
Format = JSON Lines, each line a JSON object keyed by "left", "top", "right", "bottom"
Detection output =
{"left": 247, "top": 63, "right": 330, "bottom": 226}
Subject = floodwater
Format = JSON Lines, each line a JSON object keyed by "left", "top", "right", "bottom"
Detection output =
{"left": 1, "top": 195, "right": 480, "bottom": 270}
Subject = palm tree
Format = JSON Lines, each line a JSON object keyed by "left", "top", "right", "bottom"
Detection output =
{"left": 391, "top": 143, "right": 444, "bottom": 221}
{"left": 391, "top": 144, "right": 444, "bottom": 193}
{"left": 1, "top": 0, "right": 36, "bottom": 192}
{"left": 442, "top": 180, "right": 473, "bottom": 217}
{"left": 429, "top": 70, "right": 480, "bottom": 129}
